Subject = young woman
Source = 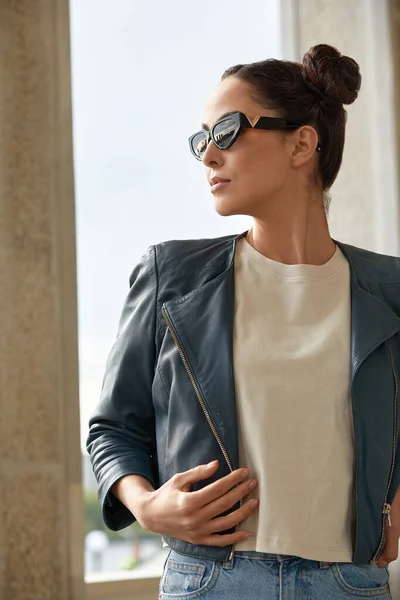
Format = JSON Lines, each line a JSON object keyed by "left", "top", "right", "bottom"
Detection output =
{"left": 87, "top": 44, "right": 399, "bottom": 599}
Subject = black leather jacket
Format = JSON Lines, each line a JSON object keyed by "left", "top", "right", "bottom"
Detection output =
{"left": 86, "top": 230, "right": 400, "bottom": 565}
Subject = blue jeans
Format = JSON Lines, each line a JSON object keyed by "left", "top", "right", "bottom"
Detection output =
{"left": 158, "top": 549, "right": 392, "bottom": 599}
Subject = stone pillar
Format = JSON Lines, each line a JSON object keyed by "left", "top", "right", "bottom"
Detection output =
{"left": 281, "top": 0, "right": 400, "bottom": 594}
{"left": 0, "top": 2, "right": 85, "bottom": 599}
{"left": 281, "top": 0, "right": 400, "bottom": 255}
{"left": 391, "top": 0, "right": 400, "bottom": 216}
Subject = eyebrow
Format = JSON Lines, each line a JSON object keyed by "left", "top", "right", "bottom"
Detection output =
{"left": 201, "top": 111, "right": 238, "bottom": 131}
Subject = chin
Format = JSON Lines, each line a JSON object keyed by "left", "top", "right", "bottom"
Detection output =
{"left": 214, "top": 206, "right": 236, "bottom": 217}
{"left": 213, "top": 195, "right": 251, "bottom": 217}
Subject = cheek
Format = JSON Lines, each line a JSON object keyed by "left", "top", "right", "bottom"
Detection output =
{"left": 239, "top": 150, "right": 286, "bottom": 194}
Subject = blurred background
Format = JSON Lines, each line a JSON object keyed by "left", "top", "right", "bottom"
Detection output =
{"left": 0, "top": 1, "right": 399, "bottom": 599}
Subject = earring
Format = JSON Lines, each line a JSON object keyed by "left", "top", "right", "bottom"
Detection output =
{"left": 316, "top": 143, "right": 322, "bottom": 152}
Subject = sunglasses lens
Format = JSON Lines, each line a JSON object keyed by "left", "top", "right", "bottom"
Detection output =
{"left": 190, "top": 117, "right": 239, "bottom": 159}
{"left": 213, "top": 118, "right": 237, "bottom": 149}
{"left": 191, "top": 132, "right": 208, "bottom": 159}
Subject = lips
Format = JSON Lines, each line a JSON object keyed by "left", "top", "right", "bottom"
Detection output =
{"left": 209, "top": 177, "right": 231, "bottom": 186}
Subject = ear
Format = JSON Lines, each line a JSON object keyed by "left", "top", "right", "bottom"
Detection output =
{"left": 291, "top": 126, "right": 319, "bottom": 167}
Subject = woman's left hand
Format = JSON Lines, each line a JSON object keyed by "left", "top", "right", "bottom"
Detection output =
{"left": 377, "top": 486, "right": 400, "bottom": 568}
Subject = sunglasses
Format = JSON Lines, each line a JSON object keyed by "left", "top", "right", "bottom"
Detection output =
{"left": 188, "top": 111, "right": 321, "bottom": 160}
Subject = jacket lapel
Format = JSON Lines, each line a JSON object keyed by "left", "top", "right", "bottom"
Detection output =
{"left": 335, "top": 240, "right": 400, "bottom": 381}
{"left": 162, "top": 231, "right": 246, "bottom": 470}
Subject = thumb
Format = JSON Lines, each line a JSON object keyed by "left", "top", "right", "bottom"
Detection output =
{"left": 176, "top": 460, "right": 219, "bottom": 491}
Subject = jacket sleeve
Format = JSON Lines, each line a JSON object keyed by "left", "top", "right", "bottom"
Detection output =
{"left": 86, "top": 245, "right": 159, "bottom": 531}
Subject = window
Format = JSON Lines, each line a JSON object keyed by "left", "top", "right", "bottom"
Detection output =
{"left": 70, "top": 0, "right": 281, "bottom": 584}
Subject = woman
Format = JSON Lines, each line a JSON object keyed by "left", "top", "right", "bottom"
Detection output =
{"left": 87, "top": 44, "right": 399, "bottom": 598}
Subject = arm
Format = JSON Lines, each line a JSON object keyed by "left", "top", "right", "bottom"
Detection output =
{"left": 111, "top": 474, "right": 155, "bottom": 527}
{"left": 86, "top": 245, "right": 159, "bottom": 531}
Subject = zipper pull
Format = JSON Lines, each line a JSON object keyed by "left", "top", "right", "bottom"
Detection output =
{"left": 383, "top": 503, "right": 392, "bottom": 527}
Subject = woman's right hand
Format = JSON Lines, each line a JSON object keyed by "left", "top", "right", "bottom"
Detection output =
{"left": 135, "top": 460, "right": 259, "bottom": 547}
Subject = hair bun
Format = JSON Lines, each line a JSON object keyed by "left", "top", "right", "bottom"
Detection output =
{"left": 302, "top": 44, "right": 361, "bottom": 106}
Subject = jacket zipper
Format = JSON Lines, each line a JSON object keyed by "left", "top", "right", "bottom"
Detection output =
{"left": 370, "top": 339, "right": 398, "bottom": 563}
{"left": 161, "top": 306, "right": 241, "bottom": 560}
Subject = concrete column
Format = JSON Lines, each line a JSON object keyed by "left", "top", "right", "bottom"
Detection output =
{"left": 0, "top": 2, "right": 85, "bottom": 599}
{"left": 281, "top": 0, "right": 400, "bottom": 594}
{"left": 281, "top": 0, "right": 400, "bottom": 255}
{"left": 391, "top": 0, "right": 400, "bottom": 219}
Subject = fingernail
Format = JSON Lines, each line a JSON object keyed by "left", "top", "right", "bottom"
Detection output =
{"left": 251, "top": 499, "right": 259, "bottom": 508}
{"left": 207, "top": 460, "right": 218, "bottom": 467}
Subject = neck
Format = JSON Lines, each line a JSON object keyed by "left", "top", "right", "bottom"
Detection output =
{"left": 245, "top": 192, "right": 336, "bottom": 266}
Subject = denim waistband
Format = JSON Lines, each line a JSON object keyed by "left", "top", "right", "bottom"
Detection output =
{"left": 224, "top": 550, "right": 334, "bottom": 570}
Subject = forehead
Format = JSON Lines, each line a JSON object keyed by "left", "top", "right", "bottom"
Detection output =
{"left": 202, "top": 77, "right": 262, "bottom": 129}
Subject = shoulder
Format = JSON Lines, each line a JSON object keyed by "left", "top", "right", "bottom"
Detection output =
{"left": 339, "top": 241, "right": 400, "bottom": 284}
{"left": 339, "top": 241, "right": 400, "bottom": 317}
{"left": 152, "top": 232, "right": 241, "bottom": 277}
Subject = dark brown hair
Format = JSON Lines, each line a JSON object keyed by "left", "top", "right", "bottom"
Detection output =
{"left": 221, "top": 44, "right": 362, "bottom": 213}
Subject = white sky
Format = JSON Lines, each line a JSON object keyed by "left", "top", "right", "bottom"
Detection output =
{"left": 69, "top": 0, "right": 282, "bottom": 451}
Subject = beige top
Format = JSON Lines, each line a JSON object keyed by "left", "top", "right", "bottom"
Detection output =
{"left": 233, "top": 236, "right": 356, "bottom": 562}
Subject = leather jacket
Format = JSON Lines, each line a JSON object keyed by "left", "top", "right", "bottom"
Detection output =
{"left": 86, "top": 230, "right": 400, "bottom": 565}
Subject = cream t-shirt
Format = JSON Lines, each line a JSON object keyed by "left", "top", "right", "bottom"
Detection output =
{"left": 233, "top": 236, "right": 356, "bottom": 562}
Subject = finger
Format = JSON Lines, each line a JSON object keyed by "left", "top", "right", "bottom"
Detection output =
{"left": 376, "top": 552, "right": 388, "bottom": 568}
{"left": 200, "top": 478, "right": 258, "bottom": 522}
{"left": 191, "top": 467, "right": 251, "bottom": 507}
{"left": 381, "top": 524, "right": 399, "bottom": 563}
{"left": 203, "top": 498, "right": 259, "bottom": 535}
{"left": 173, "top": 461, "right": 220, "bottom": 492}
{"left": 200, "top": 529, "right": 251, "bottom": 548}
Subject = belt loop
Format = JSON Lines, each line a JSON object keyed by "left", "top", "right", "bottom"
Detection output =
{"left": 222, "top": 555, "right": 234, "bottom": 570}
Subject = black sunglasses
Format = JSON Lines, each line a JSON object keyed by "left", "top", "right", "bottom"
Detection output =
{"left": 188, "top": 111, "right": 321, "bottom": 160}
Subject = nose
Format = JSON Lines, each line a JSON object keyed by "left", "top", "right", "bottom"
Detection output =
{"left": 202, "top": 138, "right": 223, "bottom": 168}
